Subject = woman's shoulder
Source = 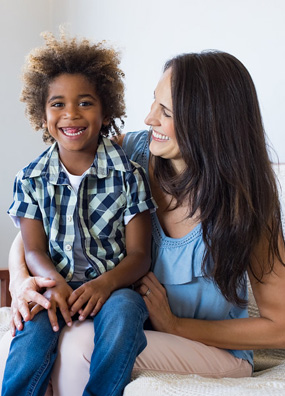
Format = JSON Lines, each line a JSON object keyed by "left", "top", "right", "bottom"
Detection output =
{"left": 121, "top": 130, "right": 149, "bottom": 164}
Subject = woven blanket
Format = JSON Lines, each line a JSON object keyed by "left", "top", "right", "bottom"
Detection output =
{"left": 124, "top": 364, "right": 285, "bottom": 396}
{"left": 0, "top": 308, "right": 10, "bottom": 340}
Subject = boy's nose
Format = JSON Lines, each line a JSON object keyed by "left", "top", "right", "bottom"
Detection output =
{"left": 64, "top": 105, "right": 80, "bottom": 119}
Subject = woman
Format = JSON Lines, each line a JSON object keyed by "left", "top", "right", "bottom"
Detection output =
{"left": 2, "top": 50, "right": 285, "bottom": 395}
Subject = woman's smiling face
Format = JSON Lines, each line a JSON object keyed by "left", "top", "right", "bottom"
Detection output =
{"left": 144, "top": 68, "right": 185, "bottom": 172}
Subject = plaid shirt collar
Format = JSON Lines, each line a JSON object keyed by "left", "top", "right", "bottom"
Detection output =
{"left": 22, "top": 136, "right": 133, "bottom": 184}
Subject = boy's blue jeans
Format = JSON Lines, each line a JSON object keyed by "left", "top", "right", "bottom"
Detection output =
{"left": 1, "top": 288, "right": 148, "bottom": 396}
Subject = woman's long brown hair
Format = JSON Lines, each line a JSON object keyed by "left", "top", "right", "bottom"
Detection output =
{"left": 152, "top": 51, "right": 284, "bottom": 306}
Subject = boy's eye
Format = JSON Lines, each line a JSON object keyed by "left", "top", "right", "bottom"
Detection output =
{"left": 51, "top": 102, "right": 64, "bottom": 108}
{"left": 79, "top": 101, "right": 92, "bottom": 107}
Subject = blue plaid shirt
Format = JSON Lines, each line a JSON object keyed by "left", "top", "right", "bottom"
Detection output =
{"left": 8, "top": 137, "right": 156, "bottom": 281}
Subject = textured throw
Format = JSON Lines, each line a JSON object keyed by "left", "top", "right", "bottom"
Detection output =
{"left": 124, "top": 366, "right": 285, "bottom": 396}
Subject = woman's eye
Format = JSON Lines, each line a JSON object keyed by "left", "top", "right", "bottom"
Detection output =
{"left": 162, "top": 108, "right": 171, "bottom": 118}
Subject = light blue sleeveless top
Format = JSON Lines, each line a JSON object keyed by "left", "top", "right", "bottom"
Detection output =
{"left": 123, "top": 130, "right": 253, "bottom": 366}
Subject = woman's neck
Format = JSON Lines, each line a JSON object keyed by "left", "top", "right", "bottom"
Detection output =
{"left": 149, "top": 162, "right": 200, "bottom": 238}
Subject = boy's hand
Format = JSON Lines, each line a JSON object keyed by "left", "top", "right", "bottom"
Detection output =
{"left": 42, "top": 280, "right": 73, "bottom": 331}
{"left": 68, "top": 276, "right": 112, "bottom": 320}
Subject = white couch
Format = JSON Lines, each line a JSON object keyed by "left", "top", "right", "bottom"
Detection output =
{"left": 1, "top": 164, "right": 285, "bottom": 396}
{"left": 123, "top": 281, "right": 285, "bottom": 396}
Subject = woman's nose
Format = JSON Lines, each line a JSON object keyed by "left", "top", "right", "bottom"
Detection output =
{"left": 144, "top": 111, "right": 151, "bottom": 126}
{"left": 144, "top": 103, "right": 158, "bottom": 126}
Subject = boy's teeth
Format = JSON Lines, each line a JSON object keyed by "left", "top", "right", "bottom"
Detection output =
{"left": 152, "top": 130, "right": 170, "bottom": 140}
{"left": 62, "top": 128, "right": 84, "bottom": 136}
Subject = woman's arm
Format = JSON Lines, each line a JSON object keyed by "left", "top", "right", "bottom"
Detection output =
{"left": 8, "top": 231, "right": 56, "bottom": 335}
{"left": 138, "top": 234, "right": 285, "bottom": 350}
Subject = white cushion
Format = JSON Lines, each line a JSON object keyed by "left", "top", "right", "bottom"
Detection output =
{"left": 0, "top": 308, "right": 10, "bottom": 340}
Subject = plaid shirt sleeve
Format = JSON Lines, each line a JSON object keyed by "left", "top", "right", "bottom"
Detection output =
{"left": 8, "top": 171, "right": 43, "bottom": 226}
{"left": 123, "top": 160, "right": 157, "bottom": 216}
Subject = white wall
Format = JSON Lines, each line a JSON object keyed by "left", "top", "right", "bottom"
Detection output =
{"left": 1, "top": 0, "right": 284, "bottom": 268}
{"left": 0, "top": 0, "right": 52, "bottom": 268}
{"left": 56, "top": 0, "right": 285, "bottom": 158}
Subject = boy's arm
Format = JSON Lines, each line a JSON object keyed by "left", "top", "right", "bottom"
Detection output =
{"left": 20, "top": 217, "right": 73, "bottom": 330}
{"left": 101, "top": 210, "right": 152, "bottom": 287}
{"left": 68, "top": 210, "right": 152, "bottom": 319}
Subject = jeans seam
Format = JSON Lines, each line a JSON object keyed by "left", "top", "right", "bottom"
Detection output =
{"left": 109, "top": 305, "right": 147, "bottom": 396}
{"left": 27, "top": 331, "right": 59, "bottom": 396}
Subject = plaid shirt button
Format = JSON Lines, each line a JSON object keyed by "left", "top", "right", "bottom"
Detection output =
{"left": 65, "top": 244, "right": 72, "bottom": 251}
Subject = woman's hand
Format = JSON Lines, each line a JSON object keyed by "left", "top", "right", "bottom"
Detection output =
{"left": 10, "top": 275, "right": 56, "bottom": 336}
{"left": 136, "top": 272, "right": 178, "bottom": 334}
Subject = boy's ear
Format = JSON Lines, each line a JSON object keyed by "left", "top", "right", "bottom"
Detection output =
{"left": 102, "top": 117, "right": 110, "bottom": 126}
{"left": 42, "top": 121, "right": 47, "bottom": 128}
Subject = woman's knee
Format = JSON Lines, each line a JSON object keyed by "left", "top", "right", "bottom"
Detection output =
{"left": 0, "top": 332, "right": 13, "bottom": 387}
{"left": 51, "top": 321, "right": 94, "bottom": 396}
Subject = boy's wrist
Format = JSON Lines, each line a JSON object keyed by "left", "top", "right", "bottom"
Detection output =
{"left": 97, "top": 271, "right": 117, "bottom": 293}
{"left": 48, "top": 273, "right": 66, "bottom": 285}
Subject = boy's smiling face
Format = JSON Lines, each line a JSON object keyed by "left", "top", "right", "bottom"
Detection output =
{"left": 44, "top": 73, "right": 109, "bottom": 170}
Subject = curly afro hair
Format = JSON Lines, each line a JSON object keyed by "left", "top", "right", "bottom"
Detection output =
{"left": 20, "top": 31, "right": 126, "bottom": 143}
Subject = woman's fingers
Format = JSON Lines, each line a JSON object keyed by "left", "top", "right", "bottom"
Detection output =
{"left": 15, "top": 298, "right": 32, "bottom": 323}
{"left": 137, "top": 272, "right": 166, "bottom": 300}
{"left": 10, "top": 307, "right": 23, "bottom": 335}
{"left": 144, "top": 272, "right": 165, "bottom": 292}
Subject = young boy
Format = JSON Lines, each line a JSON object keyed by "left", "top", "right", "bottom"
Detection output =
{"left": 2, "top": 32, "right": 156, "bottom": 396}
